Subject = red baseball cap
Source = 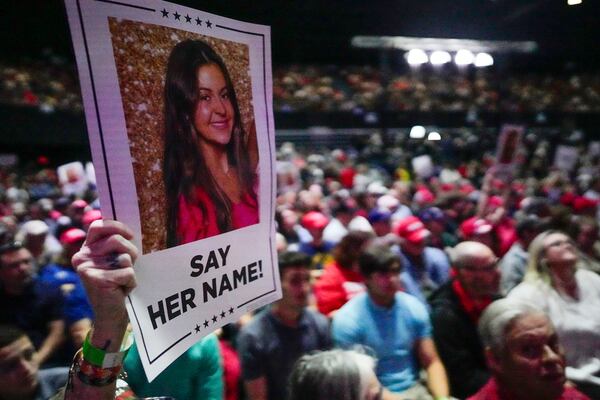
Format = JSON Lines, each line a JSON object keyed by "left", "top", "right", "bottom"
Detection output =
{"left": 71, "top": 199, "right": 88, "bottom": 209}
{"left": 301, "top": 211, "right": 329, "bottom": 230}
{"left": 83, "top": 209, "right": 102, "bottom": 225}
{"left": 460, "top": 217, "right": 493, "bottom": 238}
{"left": 394, "top": 216, "right": 431, "bottom": 244}
{"left": 487, "top": 195, "right": 504, "bottom": 208}
{"left": 413, "top": 189, "right": 435, "bottom": 205}
{"left": 573, "top": 196, "right": 599, "bottom": 213}
{"left": 59, "top": 228, "right": 86, "bottom": 245}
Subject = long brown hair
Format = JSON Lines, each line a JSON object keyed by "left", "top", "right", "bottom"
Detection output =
{"left": 333, "top": 231, "right": 374, "bottom": 269}
{"left": 163, "top": 40, "right": 255, "bottom": 247}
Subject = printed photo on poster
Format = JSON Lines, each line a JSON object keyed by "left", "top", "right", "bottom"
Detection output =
{"left": 493, "top": 124, "right": 524, "bottom": 183}
{"left": 65, "top": 0, "right": 279, "bottom": 381}
{"left": 109, "top": 19, "right": 259, "bottom": 253}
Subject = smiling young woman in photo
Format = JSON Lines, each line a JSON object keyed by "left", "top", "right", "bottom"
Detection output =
{"left": 163, "top": 40, "right": 258, "bottom": 246}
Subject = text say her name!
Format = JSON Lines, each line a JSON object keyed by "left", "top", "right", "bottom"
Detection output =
{"left": 147, "top": 245, "right": 264, "bottom": 329}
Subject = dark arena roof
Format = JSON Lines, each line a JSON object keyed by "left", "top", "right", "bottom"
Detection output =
{"left": 1, "top": 0, "right": 599, "bottom": 67}
{"left": 1, "top": 0, "right": 599, "bottom": 161}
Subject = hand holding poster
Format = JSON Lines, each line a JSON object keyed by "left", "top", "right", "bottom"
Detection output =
{"left": 64, "top": 0, "right": 279, "bottom": 380}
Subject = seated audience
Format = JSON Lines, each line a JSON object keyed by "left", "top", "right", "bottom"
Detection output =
{"left": 0, "top": 241, "right": 65, "bottom": 367}
{"left": 569, "top": 216, "right": 600, "bottom": 274}
{"left": 38, "top": 227, "right": 93, "bottom": 348}
{"left": 123, "top": 334, "right": 223, "bottom": 399}
{"left": 332, "top": 245, "right": 449, "bottom": 399}
{"left": 499, "top": 213, "right": 545, "bottom": 293}
{"left": 459, "top": 217, "right": 496, "bottom": 254}
{"left": 508, "top": 230, "right": 600, "bottom": 398}
{"left": 289, "top": 349, "right": 382, "bottom": 400}
{"left": 314, "top": 230, "right": 374, "bottom": 316}
{"left": 394, "top": 216, "right": 450, "bottom": 302}
{"left": 418, "top": 207, "right": 458, "bottom": 249}
{"left": 323, "top": 197, "right": 368, "bottom": 244}
{"left": 429, "top": 241, "right": 501, "bottom": 398}
{"left": 15, "top": 219, "right": 60, "bottom": 268}
{"left": 297, "top": 211, "right": 336, "bottom": 270}
{"left": 238, "top": 251, "right": 332, "bottom": 400}
{"left": 0, "top": 324, "right": 68, "bottom": 400}
{"left": 470, "top": 298, "right": 590, "bottom": 400}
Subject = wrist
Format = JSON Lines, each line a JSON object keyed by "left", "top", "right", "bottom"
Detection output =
{"left": 89, "top": 321, "right": 129, "bottom": 352}
{"left": 83, "top": 328, "right": 133, "bottom": 368}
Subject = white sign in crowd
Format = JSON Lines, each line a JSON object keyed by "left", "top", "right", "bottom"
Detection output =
{"left": 65, "top": 0, "right": 279, "bottom": 381}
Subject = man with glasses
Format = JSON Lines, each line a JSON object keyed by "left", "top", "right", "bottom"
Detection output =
{"left": 429, "top": 241, "right": 501, "bottom": 399}
{"left": 470, "top": 298, "right": 589, "bottom": 400}
{"left": 0, "top": 241, "right": 65, "bottom": 367}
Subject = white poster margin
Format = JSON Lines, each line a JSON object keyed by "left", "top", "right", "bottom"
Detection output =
{"left": 64, "top": 0, "right": 280, "bottom": 381}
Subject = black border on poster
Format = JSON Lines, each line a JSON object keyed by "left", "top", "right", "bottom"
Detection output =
{"left": 76, "top": 0, "right": 278, "bottom": 365}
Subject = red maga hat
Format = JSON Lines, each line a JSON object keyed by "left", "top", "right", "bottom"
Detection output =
{"left": 460, "top": 217, "right": 493, "bottom": 237}
{"left": 301, "top": 211, "right": 329, "bottom": 230}
{"left": 394, "top": 216, "right": 430, "bottom": 244}
{"left": 59, "top": 228, "right": 86, "bottom": 245}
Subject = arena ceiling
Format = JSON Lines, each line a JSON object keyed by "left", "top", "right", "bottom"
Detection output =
{"left": 1, "top": 0, "right": 598, "bottom": 66}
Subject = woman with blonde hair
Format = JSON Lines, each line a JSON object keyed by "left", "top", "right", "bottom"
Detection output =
{"left": 508, "top": 230, "right": 600, "bottom": 398}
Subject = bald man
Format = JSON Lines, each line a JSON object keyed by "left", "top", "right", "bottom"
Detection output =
{"left": 428, "top": 241, "right": 501, "bottom": 399}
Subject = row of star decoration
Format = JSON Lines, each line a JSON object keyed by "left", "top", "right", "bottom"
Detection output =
{"left": 161, "top": 8, "right": 213, "bottom": 28}
{"left": 194, "top": 307, "right": 235, "bottom": 333}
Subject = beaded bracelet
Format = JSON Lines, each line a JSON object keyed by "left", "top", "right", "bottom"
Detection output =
{"left": 69, "top": 350, "right": 122, "bottom": 387}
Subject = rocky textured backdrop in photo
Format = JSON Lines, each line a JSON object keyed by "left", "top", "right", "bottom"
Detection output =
{"left": 109, "top": 18, "right": 255, "bottom": 253}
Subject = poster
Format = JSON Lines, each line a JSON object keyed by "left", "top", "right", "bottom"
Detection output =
{"left": 65, "top": 0, "right": 279, "bottom": 380}
{"left": 493, "top": 124, "right": 524, "bottom": 183}
{"left": 553, "top": 145, "right": 579, "bottom": 172}
{"left": 57, "top": 161, "right": 88, "bottom": 196}
{"left": 411, "top": 155, "right": 434, "bottom": 179}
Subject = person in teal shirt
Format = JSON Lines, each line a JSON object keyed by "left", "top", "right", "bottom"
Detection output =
{"left": 123, "top": 333, "right": 223, "bottom": 400}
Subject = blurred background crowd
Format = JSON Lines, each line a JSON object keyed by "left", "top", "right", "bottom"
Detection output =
{"left": 3, "top": 56, "right": 600, "bottom": 114}
{"left": 1, "top": 0, "right": 600, "bottom": 399}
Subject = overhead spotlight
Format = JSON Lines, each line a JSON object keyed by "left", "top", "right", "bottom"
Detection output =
{"left": 406, "top": 49, "right": 428, "bottom": 65}
{"left": 427, "top": 131, "right": 442, "bottom": 141}
{"left": 474, "top": 52, "right": 494, "bottom": 67}
{"left": 430, "top": 51, "right": 451, "bottom": 65}
{"left": 409, "top": 125, "right": 426, "bottom": 139}
{"left": 454, "top": 49, "right": 474, "bottom": 66}
{"left": 567, "top": 0, "right": 582, "bottom": 5}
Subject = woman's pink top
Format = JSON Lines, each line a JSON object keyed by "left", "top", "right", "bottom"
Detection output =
{"left": 177, "top": 186, "right": 258, "bottom": 244}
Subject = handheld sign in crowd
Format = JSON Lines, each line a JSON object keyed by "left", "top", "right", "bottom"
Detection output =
{"left": 493, "top": 125, "right": 524, "bottom": 183}
{"left": 64, "top": 0, "right": 279, "bottom": 381}
{"left": 554, "top": 145, "right": 579, "bottom": 172}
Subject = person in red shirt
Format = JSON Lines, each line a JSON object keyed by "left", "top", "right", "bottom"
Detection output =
{"left": 314, "top": 231, "right": 374, "bottom": 317}
{"left": 469, "top": 298, "right": 590, "bottom": 400}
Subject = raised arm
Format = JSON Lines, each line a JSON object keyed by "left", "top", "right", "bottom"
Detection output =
{"left": 64, "top": 219, "right": 138, "bottom": 400}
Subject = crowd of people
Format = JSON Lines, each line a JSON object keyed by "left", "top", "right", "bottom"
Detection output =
{"left": 3, "top": 57, "right": 600, "bottom": 115}
{"left": 1, "top": 123, "right": 600, "bottom": 399}
{"left": 0, "top": 53, "right": 83, "bottom": 114}
{"left": 274, "top": 65, "right": 600, "bottom": 113}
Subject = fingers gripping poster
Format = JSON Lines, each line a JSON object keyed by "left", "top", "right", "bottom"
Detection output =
{"left": 64, "top": 0, "right": 279, "bottom": 380}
